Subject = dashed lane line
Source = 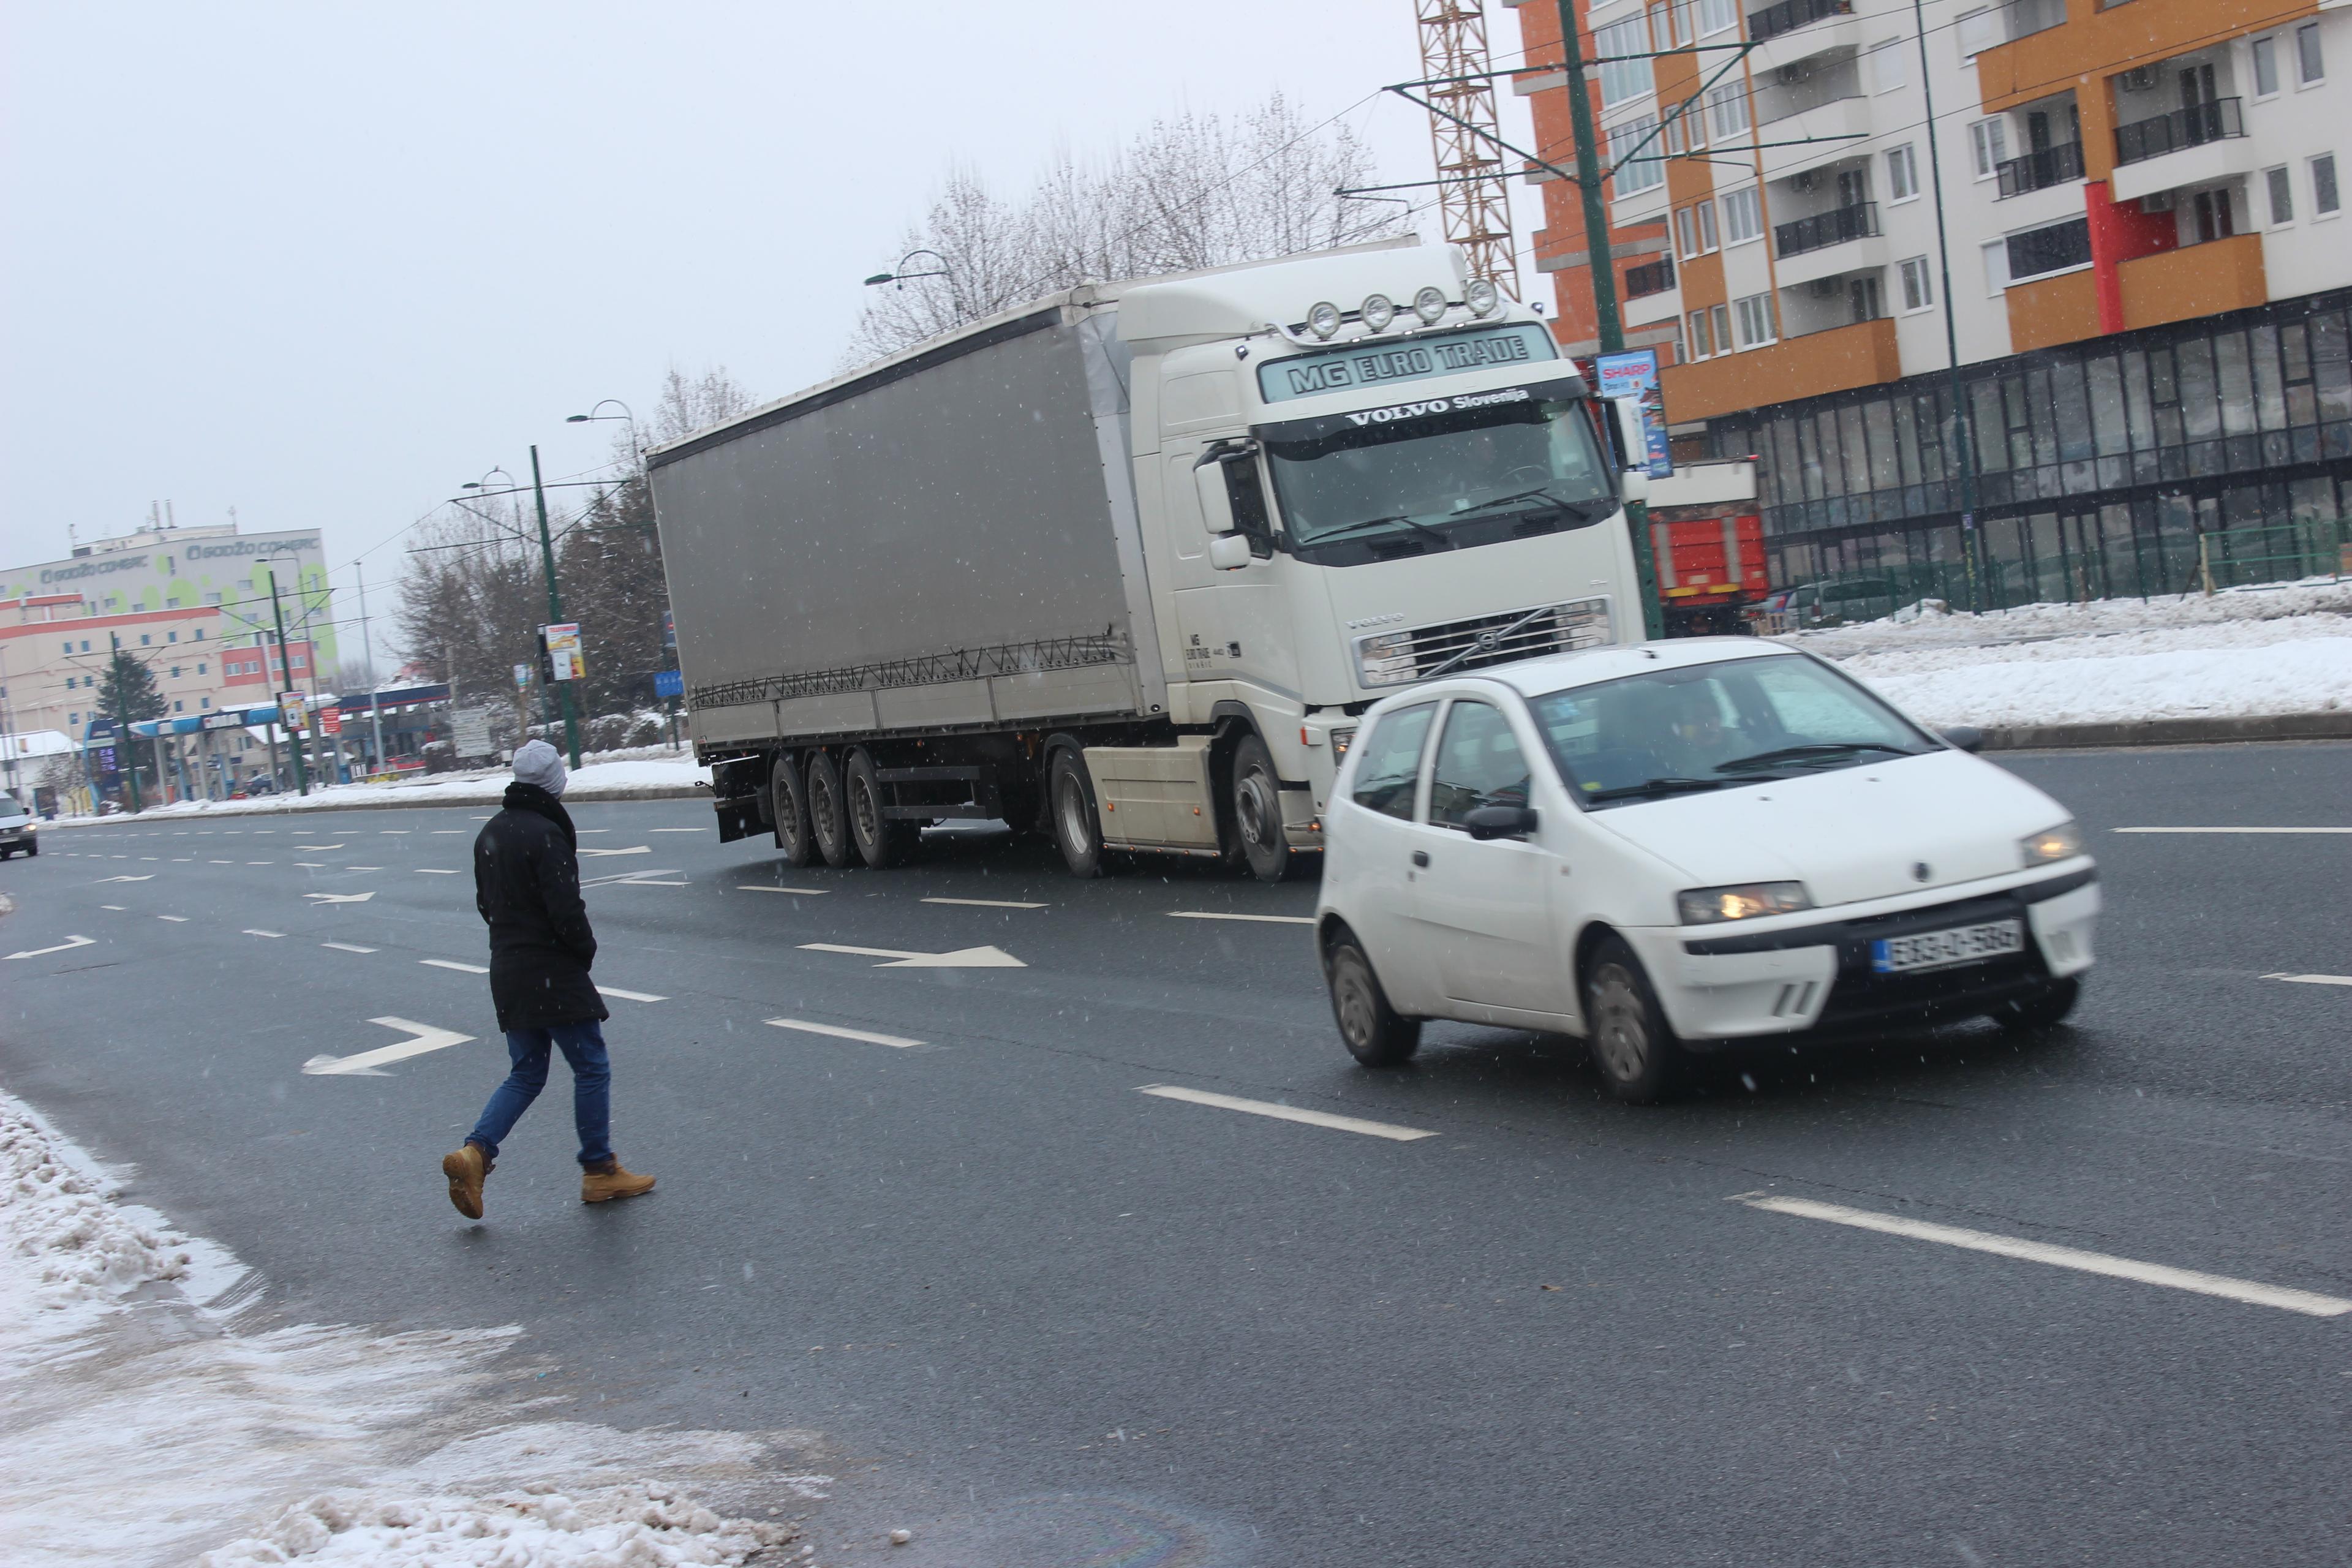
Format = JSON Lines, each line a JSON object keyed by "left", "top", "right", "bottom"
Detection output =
{"left": 100, "top": 905, "right": 125, "bottom": 911}
{"left": 2266, "top": 972, "right": 2352, "bottom": 987}
{"left": 739, "top": 885, "right": 827, "bottom": 895}
{"left": 415, "top": 869, "right": 462, "bottom": 875}
{"left": 243, "top": 930, "right": 285, "bottom": 939}
{"left": 651, "top": 827, "right": 704, "bottom": 832}
{"left": 158, "top": 916, "right": 187, "bottom": 923}
{"left": 1167, "top": 911, "right": 1316, "bottom": 925}
{"left": 598, "top": 986, "right": 668, "bottom": 1003}
{"left": 765, "top": 1017, "right": 925, "bottom": 1049}
{"left": 2116, "top": 826, "right": 2352, "bottom": 834}
{"left": 322, "top": 942, "right": 377, "bottom": 954}
{"left": 1733, "top": 1193, "right": 2352, "bottom": 1318}
{"left": 419, "top": 958, "right": 490, "bottom": 974}
{"left": 346, "top": 865, "right": 383, "bottom": 872}
{"left": 1135, "top": 1084, "right": 1436, "bottom": 1142}
{"left": 922, "top": 897, "right": 1049, "bottom": 909}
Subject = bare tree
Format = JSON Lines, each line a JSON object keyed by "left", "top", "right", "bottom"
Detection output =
{"left": 848, "top": 92, "right": 1403, "bottom": 362}
{"left": 648, "top": 365, "right": 755, "bottom": 447}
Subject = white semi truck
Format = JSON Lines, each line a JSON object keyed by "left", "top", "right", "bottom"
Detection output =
{"left": 649, "top": 238, "right": 1650, "bottom": 880}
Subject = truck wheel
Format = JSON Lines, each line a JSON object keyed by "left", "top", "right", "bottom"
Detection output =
{"left": 1229, "top": 734, "right": 1295, "bottom": 882}
{"left": 1048, "top": 750, "right": 1105, "bottom": 878}
{"left": 805, "top": 750, "right": 854, "bottom": 868}
{"left": 845, "top": 749, "right": 917, "bottom": 869}
{"left": 771, "top": 753, "right": 815, "bottom": 867}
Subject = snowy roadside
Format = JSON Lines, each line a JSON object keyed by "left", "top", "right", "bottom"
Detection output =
{"left": 50, "top": 754, "right": 710, "bottom": 827}
{"left": 0, "top": 1085, "right": 825, "bottom": 1566}
{"left": 1786, "top": 580, "right": 2352, "bottom": 729}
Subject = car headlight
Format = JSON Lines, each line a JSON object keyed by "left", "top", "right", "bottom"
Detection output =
{"left": 1676, "top": 881, "right": 1812, "bottom": 925}
{"left": 2020, "top": 820, "right": 2082, "bottom": 867}
{"left": 1355, "top": 631, "right": 1419, "bottom": 688}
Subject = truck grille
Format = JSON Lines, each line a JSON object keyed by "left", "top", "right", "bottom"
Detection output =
{"left": 1357, "top": 597, "right": 1613, "bottom": 687}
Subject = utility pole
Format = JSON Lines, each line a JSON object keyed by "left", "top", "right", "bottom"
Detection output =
{"left": 1913, "top": 0, "right": 1985, "bottom": 612}
{"left": 265, "top": 562, "right": 311, "bottom": 796}
{"left": 356, "top": 559, "right": 385, "bottom": 777}
{"left": 530, "top": 445, "right": 581, "bottom": 769}
{"left": 1553, "top": 0, "right": 1664, "bottom": 639}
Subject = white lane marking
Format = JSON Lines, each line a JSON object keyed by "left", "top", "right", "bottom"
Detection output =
{"left": 303, "top": 1017, "right": 475, "bottom": 1076}
{"left": 598, "top": 986, "right": 668, "bottom": 1003}
{"left": 1734, "top": 1194, "right": 2352, "bottom": 1318}
{"left": 576, "top": 829, "right": 611, "bottom": 834}
{"left": 345, "top": 865, "right": 383, "bottom": 872}
{"left": 429, "top": 830, "right": 465, "bottom": 835}
{"left": 158, "top": 915, "right": 188, "bottom": 923}
{"left": 420, "top": 958, "right": 490, "bottom": 974}
{"left": 2115, "top": 826, "right": 2352, "bottom": 834}
{"left": 295, "top": 862, "right": 327, "bottom": 869}
{"left": 415, "top": 868, "right": 461, "bottom": 875}
{"left": 2265, "top": 972, "right": 2352, "bottom": 987}
{"left": 379, "top": 830, "right": 410, "bottom": 835}
{"left": 245, "top": 861, "right": 273, "bottom": 865}
{"left": 1136, "top": 1084, "right": 1436, "bottom": 1142}
{"left": 295, "top": 844, "right": 346, "bottom": 851}
{"left": 6, "top": 935, "right": 96, "bottom": 959}
{"left": 304, "top": 891, "right": 375, "bottom": 904}
{"left": 209, "top": 859, "right": 234, "bottom": 864}
{"left": 582, "top": 868, "right": 685, "bottom": 887}
{"left": 651, "top": 827, "right": 703, "bottom": 832}
{"left": 765, "top": 1017, "right": 925, "bottom": 1049}
{"left": 140, "top": 856, "right": 157, "bottom": 861}
{"left": 739, "top": 884, "right": 827, "bottom": 895}
{"left": 101, "top": 905, "right": 126, "bottom": 911}
{"left": 322, "top": 941, "right": 377, "bottom": 954}
{"left": 244, "top": 929, "right": 285, "bottom": 938}
{"left": 923, "top": 897, "right": 1049, "bottom": 910}
{"left": 96, "top": 874, "right": 155, "bottom": 883}
{"left": 578, "top": 845, "right": 650, "bottom": 857}
{"left": 1167, "top": 910, "right": 1315, "bottom": 925}
{"left": 801, "top": 941, "right": 1025, "bottom": 969}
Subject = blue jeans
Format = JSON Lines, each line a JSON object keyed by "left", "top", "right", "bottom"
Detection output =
{"left": 467, "top": 1020, "right": 612, "bottom": 1167}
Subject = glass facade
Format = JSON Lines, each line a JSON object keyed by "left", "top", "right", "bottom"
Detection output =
{"left": 1705, "top": 289, "right": 2352, "bottom": 609}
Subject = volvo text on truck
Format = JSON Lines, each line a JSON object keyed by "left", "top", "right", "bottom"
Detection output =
{"left": 649, "top": 239, "right": 1650, "bottom": 880}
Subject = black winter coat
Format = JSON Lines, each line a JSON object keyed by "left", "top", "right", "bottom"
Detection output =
{"left": 473, "top": 782, "right": 608, "bottom": 1031}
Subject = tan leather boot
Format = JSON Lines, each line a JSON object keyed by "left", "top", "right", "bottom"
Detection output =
{"left": 581, "top": 1156, "right": 655, "bottom": 1204}
{"left": 442, "top": 1143, "right": 492, "bottom": 1219}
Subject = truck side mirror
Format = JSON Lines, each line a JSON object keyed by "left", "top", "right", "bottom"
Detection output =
{"left": 1207, "top": 533, "right": 1253, "bottom": 570}
{"left": 1619, "top": 469, "right": 1650, "bottom": 505}
{"left": 1193, "top": 456, "right": 1239, "bottom": 535}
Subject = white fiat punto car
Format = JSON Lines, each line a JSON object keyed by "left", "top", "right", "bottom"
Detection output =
{"left": 1316, "top": 640, "right": 2098, "bottom": 1102}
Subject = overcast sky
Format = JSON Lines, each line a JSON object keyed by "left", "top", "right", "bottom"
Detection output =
{"left": 1, "top": 1, "right": 1541, "bottom": 651}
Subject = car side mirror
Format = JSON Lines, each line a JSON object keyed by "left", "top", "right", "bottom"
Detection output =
{"left": 1462, "top": 804, "right": 1538, "bottom": 840}
{"left": 1207, "top": 533, "right": 1253, "bottom": 571}
{"left": 1940, "top": 725, "right": 1984, "bottom": 753}
{"left": 1193, "top": 456, "right": 1239, "bottom": 535}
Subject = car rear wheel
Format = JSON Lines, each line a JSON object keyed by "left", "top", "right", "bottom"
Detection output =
{"left": 1048, "top": 750, "right": 1104, "bottom": 878}
{"left": 1583, "top": 935, "right": 1686, "bottom": 1104}
{"left": 845, "top": 749, "right": 918, "bottom": 869}
{"left": 804, "top": 750, "right": 854, "bottom": 869}
{"left": 1989, "top": 975, "right": 2080, "bottom": 1032}
{"left": 771, "top": 754, "right": 815, "bottom": 867}
{"left": 1325, "top": 932, "right": 1419, "bottom": 1067}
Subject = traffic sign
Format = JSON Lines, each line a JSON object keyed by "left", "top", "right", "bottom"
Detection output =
{"left": 654, "top": 668, "right": 683, "bottom": 699}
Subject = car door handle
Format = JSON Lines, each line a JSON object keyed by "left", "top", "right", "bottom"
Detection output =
{"left": 1411, "top": 850, "right": 1430, "bottom": 868}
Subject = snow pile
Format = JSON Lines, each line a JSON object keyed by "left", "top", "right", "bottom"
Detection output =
{"left": 1786, "top": 582, "right": 2352, "bottom": 728}
{"left": 0, "top": 1084, "right": 821, "bottom": 1567}
{"left": 52, "top": 755, "right": 709, "bottom": 825}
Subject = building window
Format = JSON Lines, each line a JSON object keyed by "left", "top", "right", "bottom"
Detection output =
{"left": 1969, "top": 118, "right": 2009, "bottom": 179}
{"left": 2267, "top": 165, "right": 2296, "bottom": 225}
{"left": 201, "top": 697, "right": 211, "bottom": 709}
{"left": 2298, "top": 22, "right": 2324, "bottom": 86}
{"left": 292, "top": 654, "right": 306, "bottom": 669}
{"left": 140, "top": 633, "right": 151, "bottom": 646}
{"left": 1887, "top": 144, "right": 1919, "bottom": 202}
{"left": 1698, "top": 0, "right": 1737, "bottom": 36}
{"left": 69, "top": 712, "right": 78, "bottom": 726}
{"left": 80, "top": 640, "right": 89, "bottom": 652}
{"left": 1870, "top": 38, "right": 1907, "bottom": 94}
{"left": 1596, "top": 16, "right": 1654, "bottom": 107}
{"left": 1981, "top": 238, "right": 2010, "bottom": 293}
{"left": 2253, "top": 36, "right": 2280, "bottom": 97}
{"left": 1709, "top": 302, "right": 1732, "bottom": 354}
{"left": 1899, "top": 255, "right": 1935, "bottom": 311}
{"left": 1956, "top": 7, "right": 1997, "bottom": 58}
{"left": 198, "top": 662, "right": 207, "bottom": 675}
{"left": 1705, "top": 81, "right": 1751, "bottom": 139}
{"left": 2314, "top": 153, "right": 2342, "bottom": 215}
{"left": 174, "top": 700, "right": 184, "bottom": 712}
{"left": 2007, "top": 216, "right": 2092, "bottom": 280}
{"left": 203, "top": 592, "right": 221, "bottom": 606}
{"left": 1733, "top": 293, "right": 1777, "bottom": 349}
{"left": 193, "top": 627, "right": 203, "bottom": 638}
{"left": 1676, "top": 206, "right": 1697, "bottom": 257}
{"left": 167, "top": 631, "right": 178, "bottom": 643}
{"left": 1689, "top": 308, "right": 1715, "bottom": 357}
{"left": 1610, "top": 115, "right": 1666, "bottom": 194}
{"left": 1722, "top": 186, "right": 1765, "bottom": 244}
{"left": 170, "top": 666, "right": 181, "bottom": 679}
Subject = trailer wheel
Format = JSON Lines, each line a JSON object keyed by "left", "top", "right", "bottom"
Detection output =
{"left": 805, "top": 750, "right": 854, "bottom": 868}
{"left": 771, "top": 753, "right": 815, "bottom": 867}
{"left": 1047, "top": 749, "right": 1106, "bottom": 878}
{"left": 1229, "top": 734, "right": 1296, "bottom": 883}
{"left": 845, "top": 748, "right": 917, "bottom": 869}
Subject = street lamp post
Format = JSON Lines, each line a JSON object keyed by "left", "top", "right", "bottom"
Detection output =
{"left": 262, "top": 559, "right": 311, "bottom": 796}
{"left": 529, "top": 445, "right": 581, "bottom": 769}
{"left": 565, "top": 399, "right": 642, "bottom": 477}
{"left": 862, "top": 247, "right": 950, "bottom": 289}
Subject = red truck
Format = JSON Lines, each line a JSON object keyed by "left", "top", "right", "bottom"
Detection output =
{"left": 1642, "top": 458, "right": 1766, "bottom": 636}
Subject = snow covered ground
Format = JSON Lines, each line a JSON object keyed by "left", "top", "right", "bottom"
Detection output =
{"left": 0, "top": 1085, "right": 823, "bottom": 1566}
{"left": 55, "top": 753, "right": 709, "bottom": 826}
{"left": 1787, "top": 578, "right": 2352, "bottom": 729}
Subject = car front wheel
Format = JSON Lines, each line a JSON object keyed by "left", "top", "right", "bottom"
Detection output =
{"left": 1989, "top": 975, "right": 2080, "bottom": 1032}
{"left": 1583, "top": 935, "right": 1686, "bottom": 1104}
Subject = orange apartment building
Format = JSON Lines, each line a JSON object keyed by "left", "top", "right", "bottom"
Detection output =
{"left": 1504, "top": 0, "right": 2352, "bottom": 605}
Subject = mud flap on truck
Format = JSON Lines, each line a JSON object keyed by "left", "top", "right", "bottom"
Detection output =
{"left": 710, "top": 755, "right": 768, "bottom": 843}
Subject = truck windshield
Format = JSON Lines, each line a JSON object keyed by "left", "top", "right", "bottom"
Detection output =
{"left": 1262, "top": 390, "right": 1615, "bottom": 554}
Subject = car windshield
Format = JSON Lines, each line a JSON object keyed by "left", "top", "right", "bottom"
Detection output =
{"left": 1263, "top": 391, "right": 1615, "bottom": 549}
{"left": 1527, "top": 654, "right": 1938, "bottom": 809}
{"left": 0, "top": 795, "right": 20, "bottom": 815}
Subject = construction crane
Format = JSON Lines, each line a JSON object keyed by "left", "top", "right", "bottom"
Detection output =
{"left": 1413, "top": 0, "right": 1521, "bottom": 301}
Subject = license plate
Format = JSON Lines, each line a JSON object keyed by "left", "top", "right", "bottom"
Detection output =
{"left": 1871, "top": 919, "right": 2025, "bottom": 973}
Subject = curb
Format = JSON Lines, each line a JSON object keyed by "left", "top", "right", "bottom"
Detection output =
{"left": 1980, "top": 712, "right": 2352, "bottom": 750}
{"left": 52, "top": 783, "right": 708, "bottom": 827}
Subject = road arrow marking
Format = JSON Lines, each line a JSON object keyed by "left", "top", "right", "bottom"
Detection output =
{"left": 766, "top": 1017, "right": 925, "bottom": 1048}
{"left": 303, "top": 1017, "right": 476, "bottom": 1076}
{"left": 420, "top": 958, "right": 489, "bottom": 974}
{"left": 304, "top": 891, "right": 376, "bottom": 903}
{"left": 96, "top": 875, "right": 155, "bottom": 883}
{"left": 800, "top": 941, "right": 1025, "bottom": 969}
{"left": 583, "top": 867, "right": 685, "bottom": 887}
{"left": 6, "top": 935, "right": 95, "bottom": 960}
{"left": 578, "top": 845, "right": 651, "bottom": 857}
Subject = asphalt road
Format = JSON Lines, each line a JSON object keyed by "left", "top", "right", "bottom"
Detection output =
{"left": 4, "top": 743, "right": 2348, "bottom": 1566}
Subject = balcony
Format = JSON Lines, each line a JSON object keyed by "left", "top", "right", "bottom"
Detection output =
{"left": 1775, "top": 202, "right": 1879, "bottom": 258}
{"left": 1659, "top": 315, "right": 1901, "bottom": 423}
{"left": 1747, "top": 0, "right": 1852, "bottom": 45}
{"left": 1624, "top": 254, "right": 1676, "bottom": 299}
{"left": 1996, "top": 141, "right": 2085, "bottom": 198}
{"left": 2113, "top": 97, "right": 2244, "bottom": 167}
